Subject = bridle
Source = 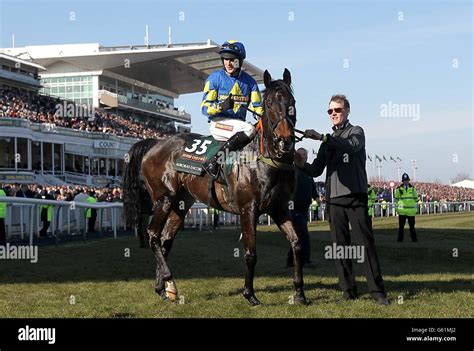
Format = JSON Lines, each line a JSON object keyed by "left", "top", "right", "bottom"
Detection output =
{"left": 262, "top": 82, "right": 297, "bottom": 159}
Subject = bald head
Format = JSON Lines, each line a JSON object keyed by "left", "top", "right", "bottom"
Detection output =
{"left": 296, "top": 148, "right": 308, "bottom": 162}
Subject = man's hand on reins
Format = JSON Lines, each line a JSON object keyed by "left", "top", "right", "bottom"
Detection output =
{"left": 219, "top": 94, "right": 234, "bottom": 111}
{"left": 304, "top": 129, "right": 323, "bottom": 141}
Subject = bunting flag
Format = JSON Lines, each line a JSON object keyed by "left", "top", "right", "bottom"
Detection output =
{"left": 390, "top": 156, "right": 396, "bottom": 162}
{"left": 375, "top": 155, "right": 382, "bottom": 162}
{"left": 368, "top": 155, "right": 372, "bottom": 162}
{"left": 383, "top": 155, "right": 388, "bottom": 162}
{"left": 397, "top": 156, "right": 402, "bottom": 161}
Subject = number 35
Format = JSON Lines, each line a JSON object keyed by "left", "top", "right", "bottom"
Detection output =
{"left": 184, "top": 139, "right": 212, "bottom": 155}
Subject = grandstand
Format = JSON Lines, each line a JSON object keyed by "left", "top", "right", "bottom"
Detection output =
{"left": 0, "top": 41, "right": 264, "bottom": 186}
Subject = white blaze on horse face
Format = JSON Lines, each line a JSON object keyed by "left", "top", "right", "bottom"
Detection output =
{"left": 328, "top": 101, "right": 349, "bottom": 127}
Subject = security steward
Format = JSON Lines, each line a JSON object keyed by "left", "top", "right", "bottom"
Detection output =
{"left": 367, "top": 184, "right": 376, "bottom": 227}
{"left": 86, "top": 191, "right": 97, "bottom": 233}
{"left": 395, "top": 173, "right": 418, "bottom": 242}
{"left": 286, "top": 148, "right": 318, "bottom": 268}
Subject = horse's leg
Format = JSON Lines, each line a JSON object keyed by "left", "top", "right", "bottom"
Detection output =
{"left": 271, "top": 211, "right": 307, "bottom": 305}
{"left": 240, "top": 209, "right": 261, "bottom": 306}
{"left": 160, "top": 193, "right": 195, "bottom": 259}
{"left": 147, "top": 196, "right": 173, "bottom": 300}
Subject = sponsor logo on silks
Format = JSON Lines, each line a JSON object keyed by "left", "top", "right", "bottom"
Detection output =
{"left": 215, "top": 123, "right": 234, "bottom": 131}
{"left": 0, "top": 244, "right": 38, "bottom": 263}
{"left": 324, "top": 243, "right": 365, "bottom": 263}
{"left": 18, "top": 325, "right": 55, "bottom": 345}
{"left": 219, "top": 95, "right": 249, "bottom": 103}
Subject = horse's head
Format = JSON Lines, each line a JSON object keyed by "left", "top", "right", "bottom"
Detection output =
{"left": 262, "top": 68, "right": 296, "bottom": 162}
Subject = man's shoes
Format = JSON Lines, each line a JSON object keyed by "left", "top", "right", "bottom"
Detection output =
{"left": 338, "top": 290, "right": 358, "bottom": 302}
{"left": 374, "top": 296, "right": 390, "bottom": 305}
{"left": 203, "top": 160, "right": 220, "bottom": 180}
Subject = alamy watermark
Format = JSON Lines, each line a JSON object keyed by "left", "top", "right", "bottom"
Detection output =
{"left": 0, "top": 243, "right": 38, "bottom": 263}
{"left": 324, "top": 243, "right": 365, "bottom": 263}
{"left": 18, "top": 325, "right": 55, "bottom": 344}
{"left": 380, "top": 101, "right": 420, "bottom": 121}
{"left": 215, "top": 149, "right": 259, "bottom": 165}
{"left": 54, "top": 101, "right": 95, "bottom": 119}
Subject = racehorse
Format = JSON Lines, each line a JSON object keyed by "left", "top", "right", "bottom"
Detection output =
{"left": 123, "top": 68, "right": 306, "bottom": 305}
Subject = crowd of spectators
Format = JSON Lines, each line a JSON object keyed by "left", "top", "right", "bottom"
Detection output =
{"left": 0, "top": 87, "right": 177, "bottom": 139}
{"left": 369, "top": 180, "right": 474, "bottom": 202}
{"left": 1, "top": 183, "right": 122, "bottom": 203}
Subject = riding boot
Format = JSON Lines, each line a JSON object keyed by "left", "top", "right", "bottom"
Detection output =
{"left": 204, "top": 131, "right": 252, "bottom": 180}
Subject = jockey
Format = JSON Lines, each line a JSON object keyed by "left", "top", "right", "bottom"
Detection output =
{"left": 201, "top": 40, "right": 264, "bottom": 179}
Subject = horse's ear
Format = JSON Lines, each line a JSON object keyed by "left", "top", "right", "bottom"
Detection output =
{"left": 283, "top": 68, "right": 291, "bottom": 85}
{"left": 263, "top": 70, "right": 272, "bottom": 88}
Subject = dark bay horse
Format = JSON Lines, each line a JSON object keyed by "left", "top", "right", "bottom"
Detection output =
{"left": 123, "top": 69, "right": 306, "bottom": 305}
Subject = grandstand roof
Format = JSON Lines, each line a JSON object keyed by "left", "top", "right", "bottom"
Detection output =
{"left": 0, "top": 53, "right": 46, "bottom": 71}
{"left": 0, "top": 41, "right": 265, "bottom": 96}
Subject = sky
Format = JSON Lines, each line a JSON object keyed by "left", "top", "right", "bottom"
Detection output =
{"left": 0, "top": 0, "right": 472, "bottom": 184}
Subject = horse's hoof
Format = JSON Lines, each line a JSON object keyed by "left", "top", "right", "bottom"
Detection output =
{"left": 155, "top": 287, "right": 168, "bottom": 300}
{"left": 294, "top": 294, "right": 307, "bottom": 305}
{"left": 165, "top": 281, "right": 178, "bottom": 302}
{"left": 247, "top": 296, "right": 262, "bottom": 306}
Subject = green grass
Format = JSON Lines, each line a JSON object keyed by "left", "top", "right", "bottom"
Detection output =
{"left": 0, "top": 212, "right": 472, "bottom": 318}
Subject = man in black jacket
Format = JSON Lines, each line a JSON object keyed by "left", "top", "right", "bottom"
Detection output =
{"left": 299, "top": 94, "right": 389, "bottom": 305}
{"left": 286, "top": 148, "right": 318, "bottom": 268}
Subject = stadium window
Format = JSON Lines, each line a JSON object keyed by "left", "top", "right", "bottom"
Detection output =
{"left": 42, "top": 142, "right": 52, "bottom": 172}
{"left": 58, "top": 86, "right": 65, "bottom": 93}
{"left": 74, "top": 85, "right": 81, "bottom": 92}
{"left": 16, "top": 138, "right": 29, "bottom": 170}
{"left": 32, "top": 142, "right": 41, "bottom": 171}
{"left": 0, "top": 137, "right": 15, "bottom": 169}
{"left": 58, "top": 77, "right": 66, "bottom": 83}
{"left": 54, "top": 144, "right": 62, "bottom": 173}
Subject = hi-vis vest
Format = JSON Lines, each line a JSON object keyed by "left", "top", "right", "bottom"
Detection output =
{"left": 311, "top": 200, "right": 318, "bottom": 211}
{"left": 86, "top": 196, "right": 97, "bottom": 218}
{"left": 395, "top": 185, "right": 418, "bottom": 216}
{"left": 0, "top": 189, "right": 6, "bottom": 218}
{"left": 40, "top": 206, "right": 53, "bottom": 221}
{"left": 367, "top": 187, "right": 376, "bottom": 216}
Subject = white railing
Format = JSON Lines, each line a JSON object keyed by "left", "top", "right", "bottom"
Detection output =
{"left": 2, "top": 197, "right": 471, "bottom": 243}
{"left": 0, "top": 196, "right": 123, "bottom": 245}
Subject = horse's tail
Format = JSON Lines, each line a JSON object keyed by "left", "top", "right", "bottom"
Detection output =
{"left": 123, "top": 138, "right": 160, "bottom": 227}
